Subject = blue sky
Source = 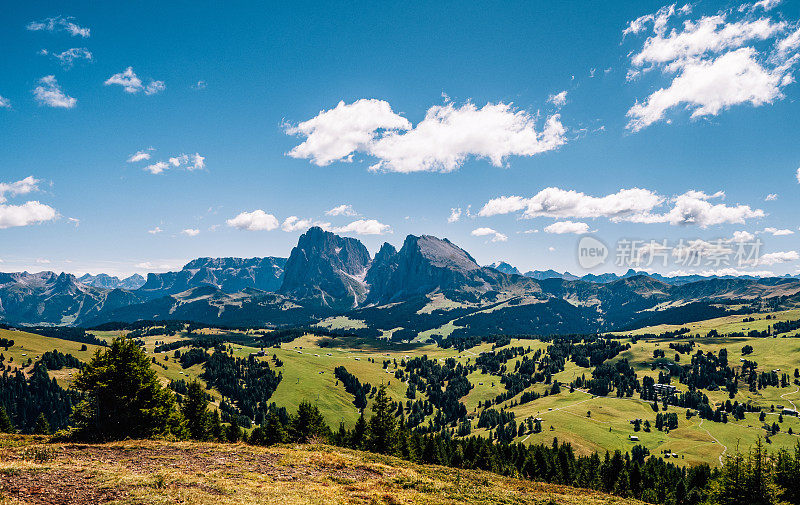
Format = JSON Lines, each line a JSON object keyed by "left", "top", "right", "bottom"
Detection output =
{"left": 1, "top": 0, "right": 799, "bottom": 278}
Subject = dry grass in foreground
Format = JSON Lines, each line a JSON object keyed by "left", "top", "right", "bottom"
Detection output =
{"left": 0, "top": 436, "right": 641, "bottom": 505}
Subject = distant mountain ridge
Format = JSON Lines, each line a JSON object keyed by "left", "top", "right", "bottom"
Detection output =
{"left": 2, "top": 226, "right": 800, "bottom": 332}
{"left": 138, "top": 256, "right": 286, "bottom": 298}
{"left": 484, "top": 265, "right": 799, "bottom": 286}
{"left": 78, "top": 273, "right": 146, "bottom": 290}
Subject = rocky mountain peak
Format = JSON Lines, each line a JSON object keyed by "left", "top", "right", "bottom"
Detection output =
{"left": 279, "top": 227, "right": 371, "bottom": 309}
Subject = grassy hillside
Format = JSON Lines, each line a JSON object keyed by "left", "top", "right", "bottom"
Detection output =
{"left": 0, "top": 436, "right": 641, "bottom": 505}
{"left": 4, "top": 307, "right": 800, "bottom": 469}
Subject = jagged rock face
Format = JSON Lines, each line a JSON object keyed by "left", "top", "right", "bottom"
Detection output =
{"left": 78, "top": 273, "right": 146, "bottom": 290}
{"left": 137, "top": 257, "right": 286, "bottom": 298}
{"left": 524, "top": 269, "right": 579, "bottom": 281}
{"left": 488, "top": 262, "right": 521, "bottom": 276}
{"left": 366, "top": 235, "right": 511, "bottom": 304}
{"left": 279, "top": 227, "right": 371, "bottom": 309}
{"left": 365, "top": 243, "right": 398, "bottom": 289}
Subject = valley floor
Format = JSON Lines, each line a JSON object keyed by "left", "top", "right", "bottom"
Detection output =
{"left": 0, "top": 437, "right": 641, "bottom": 505}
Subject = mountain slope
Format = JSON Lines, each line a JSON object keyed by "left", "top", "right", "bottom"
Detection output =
{"left": 0, "top": 272, "right": 142, "bottom": 325}
{"left": 0, "top": 438, "right": 642, "bottom": 505}
{"left": 137, "top": 256, "right": 286, "bottom": 299}
{"left": 366, "top": 234, "right": 539, "bottom": 304}
{"left": 279, "top": 227, "right": 372, "bottom": 310}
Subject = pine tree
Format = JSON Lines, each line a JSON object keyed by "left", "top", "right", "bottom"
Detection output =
{"left": 774, "top": 442, "right": 800, "bottom": 504}
{"left": 182, "top": 381, "right": 210, "bottom": 440}
{"left": 33, "top": 413, "right": 50, "bottom": 435}
{"left": 289, "top": 401, "right": 328, "bottom": 443}
{"left": 209, "top": 409, "right": 223, "bottom": 441}
{"left": 0, "top": 406, "right": 13, "bottom": 433}
{"left": 350, "top": 411, "right": 367, "bottom": 449}
{"left": 366, "top": 384, "right": 397, "bottom": 455}
{"left": 263, "top": 411, "right": 287, "bottom": 445}
{"left": 72, "top": 336, "right": 187, "bottom": 441}
{"left": 745, "top": 438, "right": 776, "bottom": 505}
{"left": 226, "top": 416, "right": 242, "bottom": 443}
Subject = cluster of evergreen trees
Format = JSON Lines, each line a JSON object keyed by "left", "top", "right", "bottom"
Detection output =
{"left": 0, "top": 362, "right": 78, "bottom": 433}
{"left": 200, "top": 349, "right": 282, "bottom": 424}
{"left": 334, "top": 366, "right": 371, "bottom": 409}
{"left": 38, "top": 350, "right": 83, "bottom": 371}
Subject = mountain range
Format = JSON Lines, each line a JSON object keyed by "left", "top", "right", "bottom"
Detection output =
{"left": 2, "top": 227, "right": 799, "bottom": 338}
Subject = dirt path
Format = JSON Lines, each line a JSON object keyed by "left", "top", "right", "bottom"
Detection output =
{"left": 698, "top": 418, "right": 728, "bottom": 466}
{"left": 780, "top": 385, "right": 799, "bottom": 411}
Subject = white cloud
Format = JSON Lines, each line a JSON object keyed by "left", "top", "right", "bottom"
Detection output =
{"left": 479, "top": 187, "right": 663, "bottom": 220}
{"left": 627, "top": 48, "right": 794, "bottom": 131}
{"left": 765, "top": 193, "right": 778, "bottom": 201}
{"left": 748, "top": 0, "right": 783, "bottom": 12}
{"left": 27, "top": 16, "right": 90, "bottom": 37}
{"left": 182, "top": 228, "right": 200, "bottom": 237}
{"left": 104, "top": 67, "right": 164, "bottom": 95}
{"left": 287, "top": 99, "right": 566, "bottom": 173}
{"left": 759, "top": 250, "right": 799, "bottom": 265}
{"left": 145, "top": 81, "right": 165, "bottom": 95}
{"left": 763, "top": 227, "right": 794, "bottom": 235}
{"left": 144, "top": 161, "right": 169, "bottom": 174}
{"left": 624, "top": 4, "right": 799, "bottom": 131}
{"left": 135, "top": 261, "right": 174, "bottom": 270}
{"left": 544, "top": 221, "right": 592, "bottom": 234}
{"left": 141, "top": 152, "right": 205, "bottom": 174}
{"left": 325, "top": 204, "right": 358, "bottom": 217}
{"left": 169, "top": 154, "right": 189, "bottom": 167}
{"left": 0, "top": 95, "right": 9, "bottom": 108}
{"left": 631, "top": 16, "right": 783, "bottom": 69}
{"left": 0, "top": 201, "right": 58, "bottom": 229}
{"left": 547, "top": 91, "right": 568, "bottom": 107}
{"left": 281, "top": 216, "right": 330, "bottom": 232}
{"left": 331, "top": 219, "right": 392, "bottom": 235}
{"left": 42, "top": 47, "right": 93, "bottom": 68}
{"left": 548, "top": 246, "right": 556, "bottom": 252}
{"left": 623, "top": 4, "right": 685, "bottom": 38}
{"left": 33, "top": 75, "right": 76, "bottom": 108}
{"left": 777, "top": 27, "right": 800, "bottom": 57}
{"left": 630, "top": 190, "right": 765, "bottom": 227}
{"left": 148, "top": 226, "right": 163, "bottom": 234}
{"left": 286, "top": 99, "right": 411, "bottom": 166}
{"left": 127, "top": 149, "right": 153, "bottom": 163}
{"left": 471, "top": 227, "right": 508, "bottom": 242}
{"left": 447, "top": 207, "right": 462, "bottom": 223}
{"left": 193, "top": 81, "right": 207, "bottom": 90}
{"left": 733, "top": 230, "right": 756, "bottom": 242}
{"left": 190, "top": 153, "right": 205, "bottom": 171}
{"left": 796, "top": 167, "right": 800, "bottom": 183}
{"left": 226, "top": 210, "right": 279, "bottom": 231}
{"left": 480, "top": 187, "right": 764, "bottom": 228}
{"left": 105, "top": 67, "right": 141, "bottom": 93}
{"left": 0, "top": 176, "right": 40, "bottom": 203}
{"left": 0, "top": 175, "right": 59, "bottom": 228}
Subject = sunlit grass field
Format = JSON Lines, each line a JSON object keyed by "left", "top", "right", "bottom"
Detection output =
{"left": 4, "top": 306, "right": 800, "bottom": 468}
